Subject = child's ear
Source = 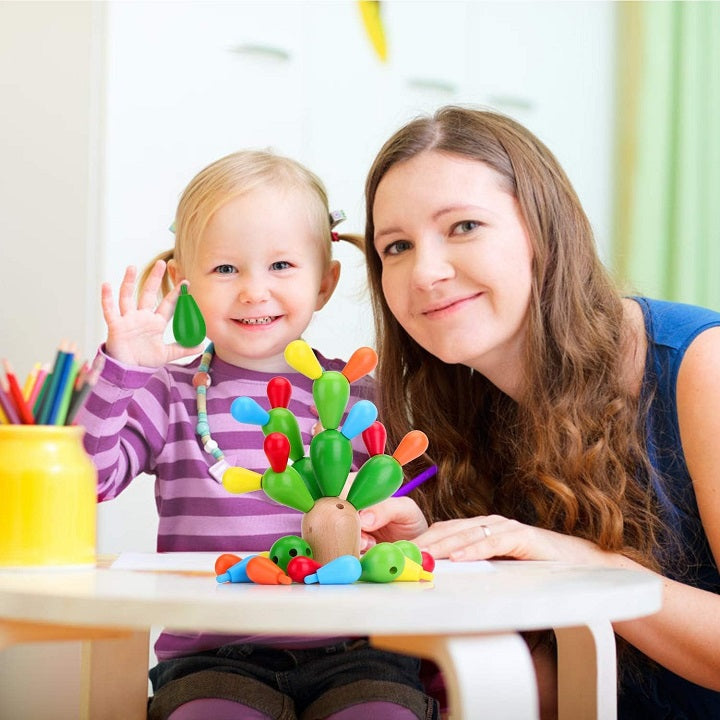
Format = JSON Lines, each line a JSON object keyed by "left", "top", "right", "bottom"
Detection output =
{"left": 315, "top": 260, "right": 341, "bottom": 311}
{"left": 167, "top": 258, "right": 183, "bottom": 286}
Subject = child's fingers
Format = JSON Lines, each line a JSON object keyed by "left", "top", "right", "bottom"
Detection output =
{"left": 117, "top": 266, "right": 138, "bottom": 316}
{"left": 100, "top": 282, "right": 119, "bottom": 325}
{"left": 360, "top": 531, "right": 377, "bottom": 552}
{"left": 166, "top": 342, "right": 205, "bottom": 363}
{"left": 155, "top": 279, "right": 185, "bottom": 322}
{"left": 137, "top": 260, "right": 165, "bottom": 311}
{"left": 358, "top": 497, "right": 428, "bottom": 536}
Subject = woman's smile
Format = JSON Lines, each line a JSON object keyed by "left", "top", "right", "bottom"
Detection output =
{"left": 420, "top": 292, "right": 484, "bottom": 318}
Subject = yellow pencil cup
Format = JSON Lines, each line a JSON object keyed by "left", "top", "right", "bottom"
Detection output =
{"left": 0, "top": 425, "right": 97, "bottom": 567}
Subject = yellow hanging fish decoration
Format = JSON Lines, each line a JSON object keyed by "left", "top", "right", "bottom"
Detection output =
{"left": 358, "top": 1, "right": 388, "bottom": 62}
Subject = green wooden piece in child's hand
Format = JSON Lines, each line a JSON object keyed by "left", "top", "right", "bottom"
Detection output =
{"left": 173, "top": 285, "right": 206, "bottom": 347}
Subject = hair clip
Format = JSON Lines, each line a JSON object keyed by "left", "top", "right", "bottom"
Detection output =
{"left": 331, "top": 231, "right": 340, "bottom": 242}
{"left": 329, "top": 210, "right": 346, "bottom": 229}
{"left": 169, "top": 221, "right": 176, "bottom": 234}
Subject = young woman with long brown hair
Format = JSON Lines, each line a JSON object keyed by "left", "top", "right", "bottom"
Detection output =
{"left": 359, "top": 106, "right": 720, "bottom": 718}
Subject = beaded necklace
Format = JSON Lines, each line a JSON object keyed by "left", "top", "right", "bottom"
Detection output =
{"left": 193, "top": 342, "right": 230, "bottom": 483}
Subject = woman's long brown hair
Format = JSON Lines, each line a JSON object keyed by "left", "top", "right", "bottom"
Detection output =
{"left": 365, "top": 107, "right": 662, "bottom": 570}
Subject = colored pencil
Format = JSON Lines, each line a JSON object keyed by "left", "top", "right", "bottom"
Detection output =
{"left": 55, "top": 358, "right": 81, "bottom": 426}
{"left": 47, "top": 344, "right": 77, "bottom": 425}
{"left": 36, "top": 341, "right": 70, "bottom": 425}
{"left": 66, "top": 354, "right": 104, "bottom": 425}
{"left": 22, "top": 362, "right": 41, "bottom": 401}
{"left": 392, "top": 464, "right": 438, "bottom": 497}
{"left": 0, "top": 378, "right": 21, "bottom": 424}
{"left": 3, "top": 359, "right": 35, "bottom": 424}
{"left": 27, "top": 364, "right": 49, "bottom": 409}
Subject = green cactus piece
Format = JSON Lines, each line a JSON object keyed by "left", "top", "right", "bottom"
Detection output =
{"left": 346, "top": 454, "right": 403, "bottom": 510}
{"left": 291, "top": 456, "right": 322, "bottom": 500}
{"left": 173, "top": 285, "right": 206, "bottom": 347}
{"left": 360, "top": 542, "right": 406, "bottom": 583}
{"left": 309, "top": 429, "right": 353, "bottom": 497}
{"left": 262, "top": 466, "right": 315, "bottom": 513}
{"left": 313, "top": 371, "right": 350, "bottom": 430}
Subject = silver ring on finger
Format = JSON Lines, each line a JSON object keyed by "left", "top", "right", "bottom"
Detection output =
{"left": 480, "top": 524, "right": 492, "bottom": 538}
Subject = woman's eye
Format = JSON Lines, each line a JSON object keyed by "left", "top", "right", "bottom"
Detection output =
{"left": 383, "top": 240, "right": 412, "bottom": 256}
{"left": 454, "top": 220, "right": 480, "bottom": 234}
{"left": 270, "top": 260, "right": 292, "bottom": 271}
{"left": 214, "top": 264, "right": 237, "bottom": 274}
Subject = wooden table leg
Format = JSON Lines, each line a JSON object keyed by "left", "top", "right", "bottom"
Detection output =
{"left": 80, "top": 630, "right": 150, "bottom": 720}
{"left": 555, "top": 622, "right": 617, "bottom": 720}
{"left": 372, "top": 632, "right": 539, "bottom": 720}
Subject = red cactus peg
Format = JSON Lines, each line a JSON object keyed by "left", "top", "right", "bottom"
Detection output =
{"left": 362, "top": 421, "right": 387, "bottom": 456}
{"left": 264, "top": 432, "right": 290, "bottom": 473}
{"left": 267, "top": 376, "right": 291, "bottom": 409}
{"left": 286, "top": 555, "right": 322, "bottom": 583}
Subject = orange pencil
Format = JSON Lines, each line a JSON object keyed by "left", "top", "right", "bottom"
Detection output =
{"left": 3, "top": 359, "right": 34, "bottom": 424}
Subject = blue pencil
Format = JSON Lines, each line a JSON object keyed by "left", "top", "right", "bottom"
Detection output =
{"left": 37, "top": 342, "right": 71, "bottom": 425}
{"left": 46, "top": 347, "right": 76, "bottom": 425}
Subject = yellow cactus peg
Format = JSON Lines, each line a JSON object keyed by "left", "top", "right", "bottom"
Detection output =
{"left": 222, "top": 467, "right": 262, "bottom": 494}
{"left": 284, "top": 340, "right": 323, "bottom": 380}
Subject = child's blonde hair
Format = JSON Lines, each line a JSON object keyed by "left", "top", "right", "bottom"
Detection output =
{"left": 141, "top": 149, "right": 362, "bottom": 295}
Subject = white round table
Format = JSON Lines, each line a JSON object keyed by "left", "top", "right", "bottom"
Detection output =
{"left": 0, "top": 558, "right": 662, "bottom": 720}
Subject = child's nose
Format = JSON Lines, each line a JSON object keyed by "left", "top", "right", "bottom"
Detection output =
{"left": 237, "top": 274, "right": 270, "bottom": 303}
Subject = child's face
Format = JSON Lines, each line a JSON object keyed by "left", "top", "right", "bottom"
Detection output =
{"left": 180, "top": 184, "right": 339, "bottom": 371}
{"left": 372, "top": 150, "right": 533, "bottom": 396}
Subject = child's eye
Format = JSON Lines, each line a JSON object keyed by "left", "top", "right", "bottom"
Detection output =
{"left": 383, "top": 240, "right": 412, "bottom": 257}
{"left": 270, "top": 260, "right": 292, "bottom": 271}
{"left": 214, "top": 264, "right": 237, "bottom": 274}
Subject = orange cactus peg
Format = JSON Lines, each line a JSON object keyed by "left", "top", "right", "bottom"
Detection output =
{"left": 341, "top": 346, "right": 378, "bottom": 384}
{"left": 245, "top": 555, "right": 292, "bottom": 585}
{"left": 214, "top": 553, "right": 242, "bottom": 576}
{"left": 392, "top": 430, "right": 429, "bottom": 466}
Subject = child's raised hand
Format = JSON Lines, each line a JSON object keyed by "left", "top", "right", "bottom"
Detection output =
{"left": 101, "top": 261, "right": 204, "bottom": 367}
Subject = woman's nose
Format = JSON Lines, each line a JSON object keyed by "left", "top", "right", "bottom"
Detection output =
{"left": 410, "top": 246, "right": 453, "bottom": 290}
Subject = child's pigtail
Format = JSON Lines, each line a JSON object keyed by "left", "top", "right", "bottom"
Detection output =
{"left": 329, "top": 210, "right": 364, "bottom": 252}
{"left": 332, "top": 231, "right": 365, "bottom": 252}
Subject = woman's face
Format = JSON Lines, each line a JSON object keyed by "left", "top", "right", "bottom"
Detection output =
{"left": 372, "top": 150, "right": 534, "bottom": 395}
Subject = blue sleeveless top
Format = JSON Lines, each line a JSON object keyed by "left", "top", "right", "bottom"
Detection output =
{"left": 619, "top": 298, "right": 720, "bottom": 719}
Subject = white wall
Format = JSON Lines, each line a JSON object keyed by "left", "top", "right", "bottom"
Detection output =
{"left": 0, "top": 0, "right": 617, "bottom": 555}
{"left": 95, "top": 0, "right": 617, "bottom": 555}
{"left": 0, "top": 2, "right": 615, "bottom": 713}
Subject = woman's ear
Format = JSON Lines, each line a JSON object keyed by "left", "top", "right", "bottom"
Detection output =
{"left": 315, "top": 260, "right": 341, "bottom": 311}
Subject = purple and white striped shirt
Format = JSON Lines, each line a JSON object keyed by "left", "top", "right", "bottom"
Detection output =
{"left": 74, "top": 346, "right": 374, "bottom": 659}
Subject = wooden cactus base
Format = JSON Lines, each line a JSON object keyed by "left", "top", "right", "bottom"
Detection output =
{"left": 301, "top": 496, "right": 361, "bottom": 565}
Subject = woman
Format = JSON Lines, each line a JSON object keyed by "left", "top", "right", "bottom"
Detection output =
{"left": 359, "top": 106, "right": 720, "bottom": 718}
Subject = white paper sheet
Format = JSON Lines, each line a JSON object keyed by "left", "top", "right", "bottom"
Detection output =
{"left": 110, "top": 552, "right": 495, "bottom": 575}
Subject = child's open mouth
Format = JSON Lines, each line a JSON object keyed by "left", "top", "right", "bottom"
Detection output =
{"left": 235, "top": 316, "right": 279, "bottom": 326}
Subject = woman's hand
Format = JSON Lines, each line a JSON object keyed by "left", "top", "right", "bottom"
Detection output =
{"left": 413, "top": 514, "right": 606, "bottom": 564}
{"left": 101, "top": 261, "right": 204, "bottom": 367}
{"left": 358, "top": 497, "right": 429, "bottom": 551}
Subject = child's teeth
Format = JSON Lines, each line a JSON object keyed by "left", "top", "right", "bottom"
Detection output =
{"left": 241, "top": 317, "right": 273, "bottom": 325}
